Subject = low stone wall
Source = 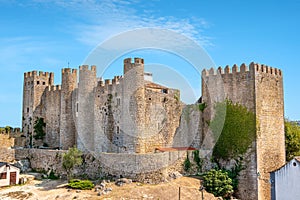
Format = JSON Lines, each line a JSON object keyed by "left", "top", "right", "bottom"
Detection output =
{"left": 0, "top": 133, "right": 16, "bottom": 162}
{"left": 0, "top": 148, "right": 15, "bottom": 162}
{"left": 0, "top": 133, "right": 14, "bottom": 147}
{"left": 14, "top": 149, "right": 192, "bottom": 183}
{"left": 15, "top": 149, "right": 66, "bottom": 174}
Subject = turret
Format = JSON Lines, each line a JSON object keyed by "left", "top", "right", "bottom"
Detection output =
{"left": 59, "top": 68, "right": 77, "bottom": 150}
{"left": 77, "top": 65, "right": 97, "bottom": 152}
{"left": 121, "top": 58, "right": 146, "bottom": 153}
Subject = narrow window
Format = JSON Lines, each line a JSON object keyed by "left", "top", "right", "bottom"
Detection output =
{"left": 76, "top": 103, "right": 79, "bottom": 112}
{"left": 0, "top": 172, "right": 7, "bottom": 179}
{"left": 162, "top": 89, "right": 168, "bottom": 94}
{"left": 37, "top": 81, "right": 40, "bottom": 85}
{"left": 27, "top": 107, "right": 29, "bottom": 113}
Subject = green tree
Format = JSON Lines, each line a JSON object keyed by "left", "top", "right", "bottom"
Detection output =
{"left": 285, "top": 120, "right": 300, "bottom": 161}
{"left": 5, "top": 126, "right": 12, "bottom": 133}
{"left": 202, "top": 169, "right": 234, "bottom": 199}
{"left": 62, "top": 147, "right": 83, "bottom": 180}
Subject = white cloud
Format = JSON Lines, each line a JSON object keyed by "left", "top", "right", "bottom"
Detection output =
{"left": 28, "top": 0, "right": 212, "bottom": 48}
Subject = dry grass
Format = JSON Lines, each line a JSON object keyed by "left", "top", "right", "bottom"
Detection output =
{"left": 0, "top": 176, "right": 219, "bottom": 200}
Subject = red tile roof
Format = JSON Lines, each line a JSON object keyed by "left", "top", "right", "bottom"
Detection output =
{"left": 155, "top": 147, "right": 197, "bottom": 152}
{"left": 145, "top": 81, "right": 168, "bottom": 90}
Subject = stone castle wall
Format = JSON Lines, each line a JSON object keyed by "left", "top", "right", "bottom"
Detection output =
{"left": 42, "top": 85, "right": 61, "bottom": 147}
{"left": 94, "top": 75, "right": 123, "bottom": 153}
{"left": 0, "top": 133, "right": 15, "bottom": 162}
{"left": 202, "top": 63, "right": 285, "bottom": 200}
{"left": 20, "top": 58, "right": 285, "bottom": 200}
{"left": 173, "top": 104, "right": 202, "bottom": 148}
{"left": 254, "top": 64, "right": 285, "bottom": 200}
{"left": 14, "top": 148, "right": 189, "bottom": 183}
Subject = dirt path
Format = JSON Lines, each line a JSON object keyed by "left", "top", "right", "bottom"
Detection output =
{"left": 0, "top": 176, "right": 218, "bottom": 200}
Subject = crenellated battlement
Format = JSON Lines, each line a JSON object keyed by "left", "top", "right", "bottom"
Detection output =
{"left": 97, "top": 76, "right": 122, "bottom": 87}
{"left": 124, "top": 57, "right": 144, "bottom": 74}
{"left": 62, "top": 68, "right": 77, "bottom": 74}
{"left": 124, "top": 57, "right": 144, "bottom": 64}
{"left": 47, "top": 85, "right": 61, "bottom": 92}
{"left": 202, "top": 62, "right": 282, "bottom": 77}
{"left": 24, "top": 70, "right": 54, "bottom": 79}
{"left": 79, "top": 65, "right": 96, "bottom": 72}
{"left": 252, "top": 63, "right": 282, "bottom": 76}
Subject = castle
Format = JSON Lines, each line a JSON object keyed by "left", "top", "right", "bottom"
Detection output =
{"left": 21, "top": 58, "right": 285, "bottom": 200}
{"left": 22, "top": 58, "right": 181, "bottom": 153}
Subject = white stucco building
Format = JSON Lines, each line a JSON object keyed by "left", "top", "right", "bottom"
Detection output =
{"left": 0, "top": 162, "right": 20, "bottom": 187}
{"left": 270, "top": 157, "right": 300, "bottom": 200}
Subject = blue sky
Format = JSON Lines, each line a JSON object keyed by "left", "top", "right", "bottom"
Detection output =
{"left": 0, "top": 0, "right": 299, "bottom": 127}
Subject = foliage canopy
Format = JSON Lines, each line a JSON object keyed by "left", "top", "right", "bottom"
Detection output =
{"left": 285, "top": 120, "right": 300, "bottom": 161}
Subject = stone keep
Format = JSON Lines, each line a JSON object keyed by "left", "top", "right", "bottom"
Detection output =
{"left": 202, "top": 63, "right": 285, "bottom": 200}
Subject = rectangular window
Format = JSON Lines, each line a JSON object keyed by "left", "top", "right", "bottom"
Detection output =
{"left": 27, "top": 107, "right": 29, "bottom": 113}
{"left": 37, "top": 81, "right": 40, "bottom": 85}
{"left": 43, "top": 82, "right": 46, "bottom": 85}
{"left": 0, "top": 172, "right": 7, "bottom": 179}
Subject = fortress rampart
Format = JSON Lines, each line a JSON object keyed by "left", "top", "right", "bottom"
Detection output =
{"left": 20, "top": 58, "right": 284, "bottom": 200}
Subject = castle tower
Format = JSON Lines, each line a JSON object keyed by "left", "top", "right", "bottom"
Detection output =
{"left": 77, "top": 65, "right": 97, "bottom": 152}
{"left": 59, "top": 68, "right": 77, "bottom": 150}
{"left": 254, "top": 64, "right": 285, "bottom": 200}
{"left": 202, "top": 63, "right": 285, "bottom": 200}
{"left": 122, "top": 58, "right": 146, "bottom": 153}
{"left": 22, "top": 71, "right": 54, "bottom": 146}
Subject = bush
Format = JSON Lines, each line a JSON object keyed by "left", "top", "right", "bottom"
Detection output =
{"left": 48, "top": 171, "right": 59, "bottom": 180}
{"left": 202, "top": 169, "right": 234, "bottom": 199}
{"left": 68, "top": 179, "right": 94, "bottom": 190}
{"left": 184, "top": 155, "right": 191, "bottom": 171}
{"left": 62, "top": 147, "right": 83, "bottom": 180}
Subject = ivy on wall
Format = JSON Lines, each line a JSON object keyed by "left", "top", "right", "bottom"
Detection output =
{"left": 33, "top": 118, "right": 46, "bottom": 140}
{"left": 210, "top": 100, "right": 256, "bottom": 160}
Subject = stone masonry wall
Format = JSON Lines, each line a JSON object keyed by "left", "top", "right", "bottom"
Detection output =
{"left": 173, "top": 104, "right": 202, "bottom": 148}
{"left": 0, "top": 133, "right": 15, "bottom": 162}
{"left": 254, "top": 64, "right": 285, "bottom": 200}
{"left": 202, "top": 64, "right": 258, "bottom": 200}
{"left": 14, "top": 149, "right": 190, "bottom": 183}
{"left": 22, "top": 71, "right": 54, "bottom": 146}
{"left": 201, "top": 63, "right": 285, "bottom": 200}
{"left": 142, "top": 88, "right": 182, "bottom": 152}
{"left": 42, "top": 86, "right": 61, "bottom": 147}
{"left": 60, "top": 68, "right": 77, "bottom": 150}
